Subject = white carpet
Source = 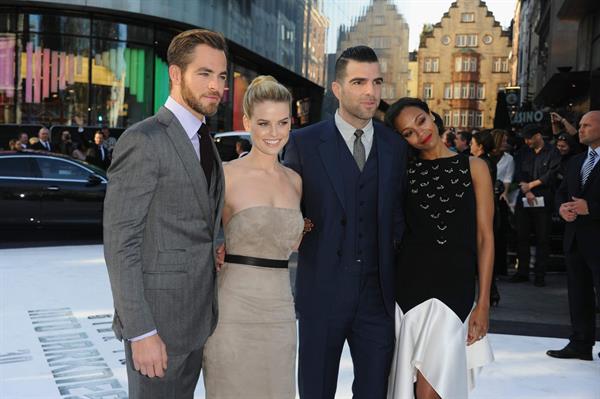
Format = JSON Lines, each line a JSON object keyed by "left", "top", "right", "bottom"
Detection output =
{"left": 1, "top": 245, "right": 598, "bottom": 398}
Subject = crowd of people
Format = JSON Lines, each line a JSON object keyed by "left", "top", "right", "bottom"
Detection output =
{"left": 5, "top": 126, "right": 115, "bottom": 170}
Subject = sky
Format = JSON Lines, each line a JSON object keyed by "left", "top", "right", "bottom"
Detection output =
{"left": 323, "top": 0, "right": 517, "bottom": 53}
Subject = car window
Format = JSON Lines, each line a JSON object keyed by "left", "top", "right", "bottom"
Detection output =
{"left": 0, "top": 157, "right": 37, "bottom": 178}
{"left": 35, "top": 158, "right": 89, "bottom": 181}
{"left": 214, "top": 135, "right": 252, "bottom": 162}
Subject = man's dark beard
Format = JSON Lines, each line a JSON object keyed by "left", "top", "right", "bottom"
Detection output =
{"left": 181, "top": 79, "right": 220, "bottom": 117}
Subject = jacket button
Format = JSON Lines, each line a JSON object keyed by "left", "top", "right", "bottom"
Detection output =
{"left": 340, "top": 219, "right": 346, "bottom": 226}
{"left": 337, "top": 250, "right": 342, "bottom": 257}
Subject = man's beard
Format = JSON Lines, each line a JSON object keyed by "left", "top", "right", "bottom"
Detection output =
{"left": 342, "top": 97, "right": 378, "bottom": 122}
{"left": 181, "top": 79, "right": 221, "bottom": 117}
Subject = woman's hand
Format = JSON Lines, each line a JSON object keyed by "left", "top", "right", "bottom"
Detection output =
{"left": 467, "top": 303, "right": 490, "bottom": 346}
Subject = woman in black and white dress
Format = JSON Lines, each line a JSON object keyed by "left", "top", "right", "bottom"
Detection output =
{"left": 385, "top": 98, "right": 494, "bottom": 399}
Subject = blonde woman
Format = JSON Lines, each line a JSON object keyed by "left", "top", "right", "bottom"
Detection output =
{"left": 202, "top": 76, "right": 303, "bottom": 399}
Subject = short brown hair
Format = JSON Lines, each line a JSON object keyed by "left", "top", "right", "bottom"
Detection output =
{"left": 167, "top": 29, "right": 228, "bottom": 72}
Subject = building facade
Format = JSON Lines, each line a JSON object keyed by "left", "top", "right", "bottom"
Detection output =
{"left": 521, "top": 0, "right": 600, "bottom": 112}
{"left": 336, "top": 0, "right": 409, "bottom": 103}
{"left": 0, "top": 0, "right": 325, "bottom": 141}
{"left": 302, "top": 0, "right": 329, "bottom": 87}
{"left": 407, "top": 50, "right": 418, "bottom": 98}
{"left": 417, "top": 0, "right": 512, "bottom": 130}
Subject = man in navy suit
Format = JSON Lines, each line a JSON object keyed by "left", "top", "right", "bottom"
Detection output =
{"left": 284, "top": 46, "right": 408, "bottom": 398}
{"left": 547, "top": 110, "right": 600, "bottom": 361}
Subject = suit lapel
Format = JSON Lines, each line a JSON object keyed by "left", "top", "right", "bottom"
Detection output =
{"left": 376, "top": 126, "right": 393, "bottom": 224}
{"left": 157, "top": 107, "right": 213, "bottom": 227}
{"left": 319, "top": 119, "right": 346, "bottom": 213}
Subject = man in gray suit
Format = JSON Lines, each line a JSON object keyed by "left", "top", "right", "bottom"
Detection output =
{"left": 103, "top": 29, "right": 228, "bottom": 398}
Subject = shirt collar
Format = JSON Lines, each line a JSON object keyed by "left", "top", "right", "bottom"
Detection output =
{"left": 334, "top": 109, "right": 373, "bottom": 142}
{"left": 588, "top": 146, "right": 600, "bottom": 158}
{"left": 164, "top": 96, "right": 206, "bottom": 140}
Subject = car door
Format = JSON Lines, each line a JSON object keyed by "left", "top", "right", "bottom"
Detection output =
{"left": 0, "top": 156, "right": 43, "bottom": 227}
{"left": 33, "top": 156, "right": 106, "bottom": 226}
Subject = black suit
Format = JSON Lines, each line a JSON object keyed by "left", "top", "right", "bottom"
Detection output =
{"left": 31, "top": 140, "right": 55, "bottom": 152}
{"left": 86, "top": 143, "right": 110, "bottom": 170}
{"left": 556, "top": 149, "right": 600, "bottom": 352}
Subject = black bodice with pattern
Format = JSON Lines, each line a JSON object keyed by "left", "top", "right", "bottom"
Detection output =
{"left": 396, "top": 154, "right": 477, "bottom": 321}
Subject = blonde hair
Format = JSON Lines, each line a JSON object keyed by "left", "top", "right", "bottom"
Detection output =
{"left": 243, "top": 75, "right": 292, "bottom": 118}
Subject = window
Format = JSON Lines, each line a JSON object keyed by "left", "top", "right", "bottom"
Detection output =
{"left": 423, "top": 57, "right": 439, "bottom": 73}
{"left": 493, "top": 57, "right": 509, "bottom": 72}
{"left": 443, "top": 112, "right": 451, "bottom": 127}
{"left": 35, "top": 158, "right": 90, "bottom": 181}
{"left": 423, "top": 83, "right": 433, "bottom": 99}
{"left": 477, "top": 84, "right": 485, "bottom": 99}
{"left": 453, "top": 112, "right": 460, "bottom": 127}
{"left": 460, "top": 111, "right": 469, "bottom": 127}
{"left": 461, "top": 13, "right": 475, "bottom": 22}
{"left": 453, "top": 83, "right": 461, "bottom": 99}
{"left": 380, "top": 59, "right": 388, "bottom": 73}
{"left": 370, "top": 37, "right": 390, "bottom": 49}
{"left": 470, "top": 57, "right": 477, "bottom": 71}
{"left": 455, "top": 56, "right": 477, "bottom": 72}
{"left": 0, "top": 157, "right": 37, "bottom": 178}
{"left": 456, "top": 34, "right": 478, "bottom": 47}
{"left": 444, "top": 83, "right": 452, "bottom": 99}
{"left": 382, "top": 84, "right": 395, "bottom": 99}
{"left": 374, "top": 15, "right": 385, "bottom": 25}
{"left": 475, "top": 111, "right": 483, "bottom": 127}
{"left": 468, "top": 111, "right": 475, "bottom": 127}
{"left": 468, "top": 83, "right": 476, "bottom": 99}
{"left": 461, "top": 84, "right": 468, "bottom": 99}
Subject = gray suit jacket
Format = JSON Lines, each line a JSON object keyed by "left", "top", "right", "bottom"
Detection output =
{"left": 103, "top": 106, "right": 224, "bottom": 355}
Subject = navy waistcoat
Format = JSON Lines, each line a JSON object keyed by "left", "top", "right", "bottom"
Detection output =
{"left": 338, "top": 132, "right": 379, "bottom": 273}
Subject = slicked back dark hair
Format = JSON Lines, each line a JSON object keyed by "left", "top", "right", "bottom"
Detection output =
{"left": 335, "top": 45, "right": 379, "bottom": 81}
{"left": 384, "top": 97, "right": 431, "bottom": 131}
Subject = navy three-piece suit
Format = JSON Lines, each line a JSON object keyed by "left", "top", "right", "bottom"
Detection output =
{"left": 284, "top": 117, "right": 407, "bottom": 398}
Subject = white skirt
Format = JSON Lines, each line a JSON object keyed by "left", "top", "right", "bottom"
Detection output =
{"left": 387, "top": 298, "right": 494, "bottom": 399}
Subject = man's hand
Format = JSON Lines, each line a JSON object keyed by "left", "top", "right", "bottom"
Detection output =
{"left": 131, "top": 334, "right": 167, "bottom": 378}
{"left": 550, "top": 112, "right": 564, "bottom": 125}
{"left": 559, "top": 203, "right": 577, "bottom": 222}
{"left": 570, "top": 197, "right": 589, "bottom": 215}
{"left": 519, "top": 182, "right": 530, "bottom": 193}
{"left": 525, "top": 191, "right": 537, "bottom": 206}
{"left": 215, "top": 243, "right": 226, "bottom": 272}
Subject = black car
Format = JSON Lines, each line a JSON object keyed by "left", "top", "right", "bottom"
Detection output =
{"left": 0, "top": 151, "right": 107, "bottom": 227}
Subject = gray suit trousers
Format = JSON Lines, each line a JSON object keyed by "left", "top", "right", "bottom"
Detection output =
{"left": 125, "top": 342, "right": 203, "bottom": 399}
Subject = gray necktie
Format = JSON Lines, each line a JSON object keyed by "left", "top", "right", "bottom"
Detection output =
{"left": 353, "top": 129, "right": 366, "bottom": 172}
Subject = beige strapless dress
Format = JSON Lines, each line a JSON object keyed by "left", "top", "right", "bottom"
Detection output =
{"left": 203, "top": 206, "right": 304, "bottom": 399}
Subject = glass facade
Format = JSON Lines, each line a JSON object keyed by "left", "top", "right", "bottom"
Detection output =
{"left": 0, "top": 5, "right": 324, "bottom": 136}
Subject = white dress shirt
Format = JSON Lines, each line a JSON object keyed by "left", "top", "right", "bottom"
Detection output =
{"left": 497, "top": 152, "right": 515, "bottom": 184}
{"left": 334, "top": 109, "right": 374, "bottom": 159}
{"left": 164, "top": 96, "right": 206, "bottom": 160}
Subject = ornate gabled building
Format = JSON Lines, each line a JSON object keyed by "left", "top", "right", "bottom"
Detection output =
{"left": 417, "top": 0, "right": 512, "bottom": 130}
{"left": 337, "top": 0, "right": 410, "bottom": 103}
